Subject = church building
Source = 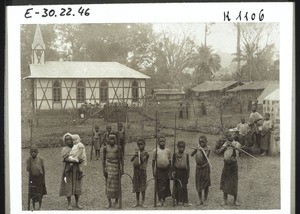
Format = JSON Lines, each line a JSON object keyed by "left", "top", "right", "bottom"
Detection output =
{"left": 25, "top": 25, "right": 150, "bottom": 110}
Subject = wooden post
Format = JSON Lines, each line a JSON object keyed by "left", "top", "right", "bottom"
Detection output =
{"left": 154, "top": 110, "right": 158, "bottom": 207}
{"left": 116, "top": 107, "right": 122, "bottom": 209}
{"left": 172, "top": 114, "right": 177, "bottom": 207}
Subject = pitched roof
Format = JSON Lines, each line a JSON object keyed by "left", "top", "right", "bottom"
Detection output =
{"left": 191, "top": 81, "right": 239, "bottom": 92}
{"left": 25, "top": 61, "right": 151, "bottom": 79}
{"left": 228, "top": 81, "right": 278, "bottom": 92}
{"left": 257, "top": 82, "right": 279, "bottom": 104}
{"left": 264, "top": 88, "right": 279, "bottom": 101}
{"left": 154, "top": 89, "right": 185, "bottom": 95}
{"left": 32, "top": 24, "right": 45, "bottom": 50}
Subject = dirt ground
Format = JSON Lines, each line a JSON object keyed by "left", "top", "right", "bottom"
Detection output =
{"left": 22, "top": 130, "right": 280, "bottom": 210}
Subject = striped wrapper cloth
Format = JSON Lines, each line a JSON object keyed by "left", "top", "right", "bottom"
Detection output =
{"left": 105, "top": 161, "right": 120, "bottom": 199}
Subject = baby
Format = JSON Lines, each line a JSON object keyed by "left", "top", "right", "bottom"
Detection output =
{"left": 66, "top": 134, "right": 87, "bottom": 179}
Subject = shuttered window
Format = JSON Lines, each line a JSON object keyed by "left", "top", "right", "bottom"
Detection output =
{"left": 100, "top": 80, "right": 108, "bottom": 102}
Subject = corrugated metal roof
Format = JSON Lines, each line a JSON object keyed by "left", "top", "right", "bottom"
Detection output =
{"left": 154, "top": 89, "right": 185, "bottom": 95}
{"left": 191, "top": 81, "right": 238, "bottom": 92}
{"left": 264, "top": 88, "right": 279, "bottom": 101}
{"left": 257, "top": 83, "right": 279, "bottom": 104}
{"left": 25, "top": 61, "right": 151, "bottom": 79}
{"left": 228, "top": 81, "right": 278, "bottom": 92}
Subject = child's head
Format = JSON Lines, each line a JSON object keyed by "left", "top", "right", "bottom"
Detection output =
{"left": 177, "top": 141, "right": 186, "bottom": 153}
{"left": 106, "top": 126, "right": 112, "bottom": 133}
{"left": 158, "top": 136, "right": 166, "bottom": 147}
{"left": 95, "top": 125, "right": 99, "bottom": 132}
{"left": 30, "top": 146, "right": 39, "bottom": 158}
{"left": 108, "top": 134, "right": 117, "bottom": 146}
{"left": 233, "top": 135, "right": 239, "bottom": 142}
{"left": 198, "top": 135, "right": 208, "bottom": 147}
{"left": 264, "top": 113, "right": 270, "bottom": 120}
{"left": 137, "top": 139, "right": 146, "bottom": 150}
{"left": 251, "top": 105, "right": 257, "bottom": 112}
{"left": 226, "top": 134, "right": 233, "bottom": 142}
{"left": 240, "top": 118, "right": 245, "bottom": 124}
{"left": 63, "top": 133, "right": 73, "bottom": 147}
{"left": 72, "top": 134, "right": 81, "bottom": 145}
{"left": 118, "top": 123, "right": 123, "bottom": 131}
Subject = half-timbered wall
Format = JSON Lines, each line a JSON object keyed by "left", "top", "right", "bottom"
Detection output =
{"left": 34, "top": 78, "right": 146, "bottom": 110}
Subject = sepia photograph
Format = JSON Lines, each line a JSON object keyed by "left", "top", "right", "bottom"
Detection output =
{"left": 5, "top": 2, "right": 295, "bottom": 214}
{"left": 20, "top": 22, "right": 281, "bottom": 210}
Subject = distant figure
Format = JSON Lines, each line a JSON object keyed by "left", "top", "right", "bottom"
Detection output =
{"left": 191, "top": 136, "right": 211, "bottom": 206}
{"left": 92, "top": 125, "right": 101, "bottom": 160}
{"left": 260, "top": 113, "right": 273, "bottom": 156}
{"left": 131, "top": 139, "right": 149, "bottom": 208}
{"left": 201, "top": 102, "right": 207, "bottom": 116}
{"left": 172, "top": 141, "right": 190, "bottom": 206}
{"left": 26, "top": 146, "right": 47, "bottom": 210}
{"left": 185, "top": 100, "right": 190, "bottom": 119}
{"left": 179, "top": 102, "right": 184, "bottom": 119}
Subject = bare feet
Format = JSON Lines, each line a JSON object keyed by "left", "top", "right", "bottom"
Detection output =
{"left": 141, "top": 203, "right": 148, "bottom": 208}
{"left": 132, "top": 203, "right": 140, "bottom": 208}
{"left": 220, "top": 201, "right": 227, "bottom": 206}
{"left": 234, "top": 202, "right": 241, "bottom": 206}
{"left": 105, "top": 204, "right": 112, "bottom": 209}
{"left": 67, "top": 205, "right": 73, "bottom": 210}
{"left": 76, "top": 204, "right": 83, "bottom": 209}
{"left": 196, "top": 201, "right": 203, "bottom": 206}
{"left": 157, "top": 201, "right": 163, "bottom": 207}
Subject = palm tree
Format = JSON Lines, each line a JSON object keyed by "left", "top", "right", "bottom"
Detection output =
{"left": 189, "top": 44, "right": 221, "bottom": 83}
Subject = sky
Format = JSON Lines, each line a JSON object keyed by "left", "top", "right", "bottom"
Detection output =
{"left": 153, "top": 22, "right": 279, "bottom": 55}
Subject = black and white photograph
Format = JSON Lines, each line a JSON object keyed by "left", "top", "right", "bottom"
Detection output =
{"left": 6, "top": 3, "right": 293, "bottom": 213}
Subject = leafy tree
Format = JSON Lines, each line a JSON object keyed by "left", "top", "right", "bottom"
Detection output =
{"left": 189, "top": 44, "right": 221, "bottom": 83}
{"left": 232, "top": 23, "right": 278, "bottom": 81}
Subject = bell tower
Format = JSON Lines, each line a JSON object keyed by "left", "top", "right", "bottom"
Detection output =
{"left": 32, "top": 24, "right": 45, "bottom": 64}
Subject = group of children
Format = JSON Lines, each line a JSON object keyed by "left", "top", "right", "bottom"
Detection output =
{"left": 26, "top": 122, "right": 244, "bottom": 210}
{"left": 235, "top": 105, "right": 273, "bottom": 156}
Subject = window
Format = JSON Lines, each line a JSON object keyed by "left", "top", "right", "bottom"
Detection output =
{"left": 132, "top": 80, "right": 139, "bottom": 102}
{"left": 100, "top": 80, "right": 108, "bottom": 102}
{"left": 53, "top": 80, "right": 61, "bottom": 102}
{"left": 76, "top": 80, "right": 85, "bottom": 102}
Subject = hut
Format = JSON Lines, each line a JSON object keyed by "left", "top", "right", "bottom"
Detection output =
{"left": 191, "top": 81, "right": 242, "bottom": 99}
{"left": 263, "top": 88, "right": 280, "bottom": 155}
{"left": 25, "top": 25, "right": 150, "bottom": 110}
{"left": 153, "top": 89, "right": 185, "bottom": 101}
{"left": 227, "top": 81, "right": 279, "bottom": 111}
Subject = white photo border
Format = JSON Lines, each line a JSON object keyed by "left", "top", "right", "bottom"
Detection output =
{"left": 6, "top": 2, "right": 294, "bottom": 214}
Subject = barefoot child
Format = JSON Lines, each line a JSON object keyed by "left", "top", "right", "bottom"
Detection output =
{"left": 131, "top": 139, "right": 149, "bottom": 208}
{"left": 26, "top": 146, "right": 47, "bottom": 210}
{"left": 260, "top": 113, "right": 273, "bottom": 155}
{"left": 191, "top": 135, "right": 211, "bottom": 206}
{"left": 92, "top": 125, "right": 101, "bottom": 160}
{"left": 172, "top": 141, "right": 190, "bottom": 206}
{"left": 67, "top": 134, "right": 87, "bottom": 179}
{"left": 152, "top": 136, "right": 172, "bottom": 207}
{"left": 219, "top": 134, "right": 241, "bottom": 206}
{"left": 103, "top": 133, "right": 122, "bottom": 208}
